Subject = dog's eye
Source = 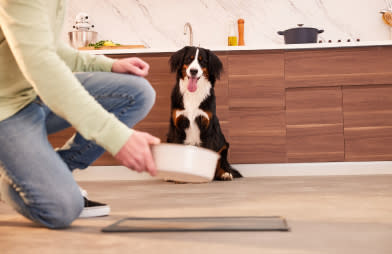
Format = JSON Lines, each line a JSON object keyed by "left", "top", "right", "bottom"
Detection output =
{"left": 199, "top": 56, "right": 202, "bottom": 61}
{"left": 190, "top": 56, "right": 194, "bottom": 60}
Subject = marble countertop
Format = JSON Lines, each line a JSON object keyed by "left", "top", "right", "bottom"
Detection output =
{"left": 81, "top": 40, "right": 392, "bottom": 55}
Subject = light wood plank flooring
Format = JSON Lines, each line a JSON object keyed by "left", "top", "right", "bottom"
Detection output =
{"left": 1, "top": 175, "right": 391, "bottom": 254}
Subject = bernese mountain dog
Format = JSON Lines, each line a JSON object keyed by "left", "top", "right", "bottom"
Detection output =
{"left": 167, "top": 46, "right": 242, "bottom": 181}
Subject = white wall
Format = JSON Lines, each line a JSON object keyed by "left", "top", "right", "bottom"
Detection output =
{"left": 63, "top": 0, "right": 391, "bottom": 48}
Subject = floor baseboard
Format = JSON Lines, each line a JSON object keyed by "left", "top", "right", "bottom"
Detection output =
{"left": 73, "top": 161, "right": 392, "bottom": 182}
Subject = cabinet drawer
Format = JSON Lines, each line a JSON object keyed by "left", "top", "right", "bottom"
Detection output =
{"left": 285, "top": 47, "right": 392, "bottom": 88}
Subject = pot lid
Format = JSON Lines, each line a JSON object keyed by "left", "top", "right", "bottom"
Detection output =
{"left": 290, "top": 24, "right": 317, "bottom": 29}
{"left": 278, "top": 24, "right": 324, "bottom": 35}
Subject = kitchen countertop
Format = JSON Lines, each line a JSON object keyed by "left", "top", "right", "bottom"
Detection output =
{"left": 81, "top": 40, "right": 392, "bottom": 55}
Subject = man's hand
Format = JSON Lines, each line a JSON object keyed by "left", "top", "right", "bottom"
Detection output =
{"left": 114, "top": 131, "right": 160, "bottom": 176}
{"left": 111, "top": 57, "right": 150, "bottom": 77}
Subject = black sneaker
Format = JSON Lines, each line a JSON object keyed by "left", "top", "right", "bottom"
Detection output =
{"left": 79, "top": 197, "right": 111, "bottom": 218}
{"left": 78, "top": 187, "right": 110, "bottom": 218}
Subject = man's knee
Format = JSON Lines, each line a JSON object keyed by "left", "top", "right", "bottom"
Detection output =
{"left": 140, "top": 79, "right": 156, "bottom": 111}
{"left": 116, "top": 75, "right": 156, "bottom": 111}
{"left": 1, "top": 177, "right": 83, "bottom": 229}
{"left": 30, "top": 190, "right": 83, "bottom": 229}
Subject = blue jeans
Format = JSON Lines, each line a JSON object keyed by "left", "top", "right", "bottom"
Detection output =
{"left": 0, "top": 72, "right": 155, "bottom": 229}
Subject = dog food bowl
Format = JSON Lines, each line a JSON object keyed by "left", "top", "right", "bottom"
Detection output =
{"left": 152, "top": 143, "right": 220, "bottom": 183}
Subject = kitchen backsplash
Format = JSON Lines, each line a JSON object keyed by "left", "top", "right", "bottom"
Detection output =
{"left": 63, "top": 0, "right": 390, "bottom": 48}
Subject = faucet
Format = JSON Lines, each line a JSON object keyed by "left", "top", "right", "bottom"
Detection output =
{"left": 184, "top": 22, "right": 193, "bottom": 46}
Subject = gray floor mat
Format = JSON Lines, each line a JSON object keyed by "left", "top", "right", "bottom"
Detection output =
{"left": 102, "top": 216, "right": 290, "bottom": 232}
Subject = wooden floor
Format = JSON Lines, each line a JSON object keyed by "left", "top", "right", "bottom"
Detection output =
{"left": 1, "top": 175, "right": 391, "bottom": 254}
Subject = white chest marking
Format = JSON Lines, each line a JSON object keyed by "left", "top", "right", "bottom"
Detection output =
{"left": 177, "top": 77, "right": 211, "bottom": 146}
{"left": 176, "top": 50, "right": 212, "bottom": 145}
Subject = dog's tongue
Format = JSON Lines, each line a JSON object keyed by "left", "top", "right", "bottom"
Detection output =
{"left": 188, "top": 77, "right": 198, "bottom": 92}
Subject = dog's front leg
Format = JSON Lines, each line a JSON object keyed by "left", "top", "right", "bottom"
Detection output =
{"left": 167, "top": 109, "right": 189, "bottom": 144}
{"left": 195, "top": 110, "right": 212, "bottom": 131}
{"left": 172, "top": 109, "right": 190, "bottom": 130}
{"left": 214, "top": 145, "right": 234, "bottom": 181}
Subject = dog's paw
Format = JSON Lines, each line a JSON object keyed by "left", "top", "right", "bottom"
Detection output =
{"left": 195, "top": 115, "right": 210, "bottom": 131}
{"left": 177, "top": 115, "right": 190, "bottom": 129}
{"left": 218, "top": 172, "right": 233, "bottom": 181}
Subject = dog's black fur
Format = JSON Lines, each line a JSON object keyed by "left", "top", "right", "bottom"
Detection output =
{"left": 167, "top": 46, "right": 242, "bottom": 181}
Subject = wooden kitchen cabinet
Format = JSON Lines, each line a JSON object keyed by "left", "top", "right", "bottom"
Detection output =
{"left": 48, "top": 45, "right": 392, "bottom": 165}
{"left": 227, "top": 52, "right": 286, "bottom": 163}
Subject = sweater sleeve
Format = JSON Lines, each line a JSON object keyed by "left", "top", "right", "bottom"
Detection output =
{"left": 0, "top": 0, "right": 133, "bottom": 155}
{"left": 57, "top": 42, "right": 115, "bottom": 72}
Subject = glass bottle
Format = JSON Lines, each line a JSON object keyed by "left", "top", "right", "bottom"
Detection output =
{"left": 228, "top": 21, "right": 238, "bottom": 46}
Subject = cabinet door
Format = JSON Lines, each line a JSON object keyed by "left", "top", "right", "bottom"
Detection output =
{"left": 132, "top": 56, "right": 174, "bottom": 139}
{"left": 343, "top": 85, "right": 392, "bottom": 161}
{"left": 286, "top": 87, "right": 344, "bottom": 162}
{"left": 228, "top": 53, "right": 286, "bottom": 163}
{"left": 214, "top": 55, "right": 230, "bottom": 136}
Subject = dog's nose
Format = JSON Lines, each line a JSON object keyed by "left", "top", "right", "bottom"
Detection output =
{"left": 190, "top": 69, "right": 198, "bottom": 76}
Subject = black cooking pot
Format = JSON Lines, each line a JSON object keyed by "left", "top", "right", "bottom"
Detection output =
{"left": 278, "top": 24, "right": 324, "bottom": 44}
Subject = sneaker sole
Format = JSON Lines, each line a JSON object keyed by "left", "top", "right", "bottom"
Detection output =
{"left": 79, "top": 205, "right": 111, "bottom": 218}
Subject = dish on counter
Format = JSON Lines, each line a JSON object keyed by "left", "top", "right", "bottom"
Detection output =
{"left": 79, "top": 40, "right": 146, "bottom": 50}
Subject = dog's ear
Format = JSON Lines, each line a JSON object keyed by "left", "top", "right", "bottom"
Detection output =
{"left": 207, "top": 50, "right": 223, "bottom": 81}
{"left": 169, "top": 46, "right": 190, "bottom": 72}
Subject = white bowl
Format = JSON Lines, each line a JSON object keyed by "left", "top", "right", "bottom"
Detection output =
{"left": 152, "top": 143, "right": 220, "bottom": 183}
